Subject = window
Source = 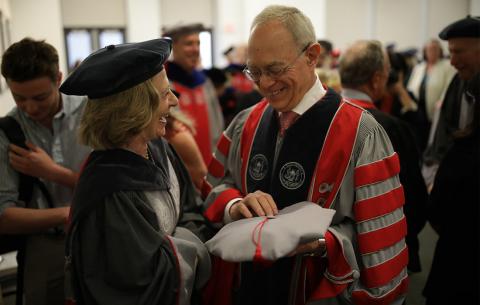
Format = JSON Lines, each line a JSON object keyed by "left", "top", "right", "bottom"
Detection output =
{"left": 0, "top": 11, "right": 10, "bottom": 92}
{"left": 199, "top": 30, "right": 213, "bottom": 69}
{"left": 64, "top": 28, "right": 125, "bottom": 72}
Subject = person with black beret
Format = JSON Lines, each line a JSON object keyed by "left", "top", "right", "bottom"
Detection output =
{"left": 422, "top": 16, "right": 480, "bottom": 305}
{"left": 60, "top": 38, "right": 212, "bottom": 305}
{"left": 423, "top": 15, "right": 480, "bottom": 187}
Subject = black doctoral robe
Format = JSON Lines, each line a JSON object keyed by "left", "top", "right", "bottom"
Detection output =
{"left": 66, "top": 138, "right": 213, "bottom": 305}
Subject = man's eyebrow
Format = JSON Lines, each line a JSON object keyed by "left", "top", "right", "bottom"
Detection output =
{"left": 247, "top": 60, "right": 284, "bottom": 69}
{"left": 12, "top": 90, "right": 51, "bottom": 100}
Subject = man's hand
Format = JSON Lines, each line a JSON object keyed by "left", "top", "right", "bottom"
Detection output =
{"left": 9, "top": 141, "right": 58, "bottom": 180}
{"left": 229, "top": 190, "right": 278, "bottom": 221}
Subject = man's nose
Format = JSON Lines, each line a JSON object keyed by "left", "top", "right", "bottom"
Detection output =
{"left": 449, "top": 54, "right": 458, "bottom": 67}
{"left": 23, "top": 101, "right": 40, "bottom": 115}
{"left": 258, "top": 73, "right": 276, "bottom": 87}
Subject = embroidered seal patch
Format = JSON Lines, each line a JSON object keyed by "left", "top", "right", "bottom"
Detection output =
{"left": 279, "top": 162, "right": 305, "bottom": 190}
{"left": 249, "top": 154, "right": 269, "bottom": 181}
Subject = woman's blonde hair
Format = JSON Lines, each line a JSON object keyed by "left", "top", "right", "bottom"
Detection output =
{"left": 79, "top": 79, "right": 159, "bottom": 149}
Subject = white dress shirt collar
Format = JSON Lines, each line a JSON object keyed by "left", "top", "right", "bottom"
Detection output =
{"left": 290, "top": 76, "right": 326, "bottom": 116}
{"left": 341, "top": 88, "right": 373, "bottom": 103}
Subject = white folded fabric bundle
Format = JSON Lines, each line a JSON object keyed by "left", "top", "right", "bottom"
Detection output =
{"left": 205, "top": 201, "right": 335, "bottom": 262}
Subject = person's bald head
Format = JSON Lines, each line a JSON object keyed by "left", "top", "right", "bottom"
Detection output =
{"left": 339, "top": 40, "right": 390, "bottom": 100}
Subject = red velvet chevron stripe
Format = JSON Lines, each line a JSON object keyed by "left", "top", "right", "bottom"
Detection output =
{"left": 203, "top": 188, "right": 243, "bottom": 223}
{"left": 354, "top": 186, "right": 405, "bottom": 222}
{"left": 354, "top": 153, "right": 400, "bottom": 187}
{"left": 357, "top": 217, "right": 407, "bottom": 255}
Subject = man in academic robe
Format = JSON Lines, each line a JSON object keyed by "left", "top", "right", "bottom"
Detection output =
{"left": 202, "top": 5, "right": 408, "bottom": 305}
{"left": 339, "top": 39, "right": 428, "bottom": 274}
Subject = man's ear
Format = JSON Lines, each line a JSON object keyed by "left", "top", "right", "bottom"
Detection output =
{"left": 371, "top": 70, "right": 385, "bottom": 94}
{"left": 306, "top": 43, "right": 321, "bottom": 66}
{"left": 56, "top": 71, "right": 63, "bottom": 86}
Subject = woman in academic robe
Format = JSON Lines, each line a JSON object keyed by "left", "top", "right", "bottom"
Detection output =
{"left": 59, "top": 38, "right": 211, "bottom": 305}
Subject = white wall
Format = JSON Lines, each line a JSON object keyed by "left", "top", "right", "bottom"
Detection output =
{"left": 160, "top": 0, "right": 213, "bottom": 29}
{"left": 326, "top": 0, "right": 370, "bottom": 51}
{"left": 126, "top": 0, "right": 161, "bottom": 42}
{"left": 471, "top": 0, "right": 480, "bottom": 15}
{"left": 427, "top": 0, "right": 469, "bottom": 49}
{"left": 0, "top": 0, "right": 11, "bottom": 115}
{"left": 213, "top": 0, "right": 326, "bottom": 67}
{"left": 326, "top": 0, "right": 470, "bottom": 52}
{"left": 213, "top": 0, "right": 247, "bottom": 68}
{"left": 61, "top": 0, "right": 125, "bottom": 27}
{"left": 9, "top": 0, "right": 66, "bottom": 72}
{"left": 0, "top": 0, "right": 66, "bottom": 116}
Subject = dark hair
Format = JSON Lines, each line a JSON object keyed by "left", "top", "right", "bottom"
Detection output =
{"left": 1, "top": 37, "right": 59, "bottom": 82}
{"left": 162, "top": 23, "right": 206, "bottom": 41}
{"left": 204, "top": 67, "right": 227, "bottom": 88}
{"left": 317, "top": 40, "right": 333, "bottom": 53}
{"left": 387, "top": 51, "right": 408, "bottom": 86}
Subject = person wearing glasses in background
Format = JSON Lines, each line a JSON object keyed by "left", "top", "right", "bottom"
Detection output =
{"left": 202, "top": 5, "right": 408, "bottom": 305}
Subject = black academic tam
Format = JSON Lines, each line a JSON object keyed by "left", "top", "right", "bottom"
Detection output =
{"left": 439, "top": 15, "right": 480, "bottom": 40}
{"left": 60, "top": 38, "right": 172, "bottom": 99}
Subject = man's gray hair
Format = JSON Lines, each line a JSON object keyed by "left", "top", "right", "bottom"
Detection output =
{"left": 251, "top": 5, "right": 316, "bottom": 51}
{"left": 339, "top": 40, "right": 385, "bottom": 87}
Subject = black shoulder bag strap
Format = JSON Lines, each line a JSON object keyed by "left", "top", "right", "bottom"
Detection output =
{"left": 0, "top": 116, "right": 54, "bottom": 205}
{"left": 0, "top": 116, "right": 54, "bottom": 305}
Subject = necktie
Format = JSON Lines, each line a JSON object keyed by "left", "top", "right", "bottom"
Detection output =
{"left": 279, "top": 111, "right": 299, "bottom": 136}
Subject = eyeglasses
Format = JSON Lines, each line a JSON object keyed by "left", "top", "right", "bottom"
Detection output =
{"left": 243, "top": 43, "right": 311, "bottom": 83}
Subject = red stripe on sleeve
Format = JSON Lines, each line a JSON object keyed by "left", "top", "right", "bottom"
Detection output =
{"left": 203, "top": 188, "right": 243, "bottom": 223}
{"left": 358, "top": 217, "right": 407, "bottom": 254}
{"left": 354, "top": 186, "right": 405, "bottom": 222}
{"left": 354, "top": 153, "right": 400, "bottom": 187}
{"left": 309, "top": 231, "right": 351, "bottom": 300}
{"left": 216, "top": 133, "right": 231, "bottom": 157}
{"left": 208, "top": 156, "right": 225, "bottom": 178}
{"left": 361, "top": 246, "right": 409, "bottom": 288}
{"left": 352, "top": 275, "right": 409, "bottom": 305}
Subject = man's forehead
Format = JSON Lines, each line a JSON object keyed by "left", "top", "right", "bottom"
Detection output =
{"left": 448, "top": 37, "right": 480, "bottom": 49}
{"left": 246, "top": 47, "right": 293, "bottom": 67}
{"left": 175, "top": 33, "right": 200, "bottom": 43}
